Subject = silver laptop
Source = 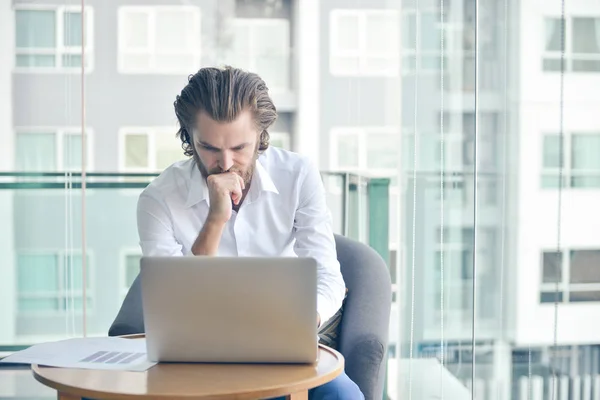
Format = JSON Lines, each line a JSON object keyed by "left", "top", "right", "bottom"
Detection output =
{"left": 140, "top": 256, "right": 318, "bottom": 364}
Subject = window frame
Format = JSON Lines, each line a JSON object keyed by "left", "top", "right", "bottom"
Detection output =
{"left": 229, "top": 18, "right": 290, "bottom": 93}
{"left": 119, "top": 127, "right": 186, "bottom": 172}
{"left": 13, "top": 4, "right": 95, "bottom": 73}
{"left": 329, "top": 9, "right": 400, "bottom": 77}
{"left": 542, "top": 16, "right": 600, "bottom": 73}
{"left": 541, "top": 132, "right": 600, "bottom": 189}
{"left": 14, "top": 127, "right": 95, "bottom": 172}
{"left": 117, "top": 5, "right": 201, "bottom": 75}
{"left": 540, "top": 248, "right": 600, "bottom": 303}
{"left": 16, "top": 249, "right": 95, "bottom": 316}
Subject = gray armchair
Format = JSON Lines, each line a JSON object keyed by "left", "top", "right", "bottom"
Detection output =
{"left": 109, "top": 234, "right": 392, "bottom": 399}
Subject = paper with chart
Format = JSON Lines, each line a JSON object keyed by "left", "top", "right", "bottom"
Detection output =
{"left": 0, "top": 337, "right": 157, "bottom": 371}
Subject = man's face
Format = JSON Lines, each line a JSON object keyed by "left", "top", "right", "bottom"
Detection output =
{"left": 192, "top": 109, "right": 259, "bottom": 185}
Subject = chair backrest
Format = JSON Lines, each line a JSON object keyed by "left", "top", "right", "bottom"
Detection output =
{"left": 109, "top": 234, "right": 392, "bottom": 399}
{"left": 334, "top": 234, "right": 392, "bottom": 400}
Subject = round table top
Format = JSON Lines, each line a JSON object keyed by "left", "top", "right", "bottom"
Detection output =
{"left": 32, "top": 337, "right": 344, "bottom": 400}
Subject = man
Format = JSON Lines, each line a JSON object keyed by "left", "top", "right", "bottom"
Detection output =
{"left": 136, "top": 66, "right": 364, "bottom": 400}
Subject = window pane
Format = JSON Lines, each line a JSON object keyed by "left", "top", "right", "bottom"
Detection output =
{"left": 18, "top": 298, "right": 60, "bottom": 312}
{"left": 125, "top": 134, "right": 149, "bottom": 168}
{"left": 572, "top": 59, "right": 600, "bottom": 72}
{"left": 543, "top": 58, "right": 563, "bottom": 72}
{"left": 569, "top": 291, "right": 600, "bottom": 303}
{"left": 544, "top": 18, "right": 562, "bottom": 52}
{"left": 572, "top": 18, "right": 600, "bottom": 54}
{"left": 366, "top": 13, "right": 399, "bottom": 55}
{"left": 123, "top": 11, "right": 149, "bottom": 48}
{"left": 571, "top": 175, "right": 600, "bottom": 188}
{"left": 367, "top": 133, "right": 400, "bottom": 169}
{"left": 543, "top": 135, "right": 561, "bottom": 168}
{"left": 420, "top": 12, "right": 440, "bottom": 52}
{"left": 156, "top": 11, "right": 196, "bottom": 51}
{"left": 18, "top": 254, "right": 59, "bottom": 293}
{"left": 402, "top": 14, "right": 416, "bottom": 50}
{"left": 254, "top": 21, "right": 289, "bottom": 56}
{"left": 155, "top": 132, "right": 185, "bottom": 170}
{"left": 62, "top": 54, "right": 82, "bottom": 67}
{"left": 63, "top": 12, "right": 83, "bottom": 47}
{"left": 542, "top": 251, "right": 562, "bottom": 283}
{"left": 63, "top": 134, "right": 83, "bottom": 170}
{"left": 16, "top": 133, "right": 57, "bottom": 171}
{"left": 570, "top": 250, "right": 600, "bottom": 284}
{"left": 16, "top": 10, "right": 56, "bottom": 49}
{"left": 540, "top": 292, "right": 563, "bottom": 303}
{"left": 64, "top": 297, "right": 93, "bottom": 312}
{"left": 16, "top": 54, "right": 56, "bottom": 67}
{"left": 334, "top": 14, "right": 360, "bottom": 52}
{"left": 65, "top": 255, "right": 91, "bottom": 290}
{"left": 336, "top": 134, "right": 359, "bottom": 168}
{"left": 572, "top": 134, "right": 600, "bottom": 170}
{"left": 125, "top": 255, "right": 141, "bottom": 287}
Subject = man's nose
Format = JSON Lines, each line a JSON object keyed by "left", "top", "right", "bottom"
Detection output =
{"left": 218, "top": 150, "right": 234, "bottom": 172}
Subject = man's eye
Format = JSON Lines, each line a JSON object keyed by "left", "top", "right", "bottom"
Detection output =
{"left": 233, "top": 145, "right": 245, "bottom": 151}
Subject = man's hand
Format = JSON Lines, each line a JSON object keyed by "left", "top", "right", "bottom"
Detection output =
{"left": 206, "top": 172, "right": 245, "bottom": 224}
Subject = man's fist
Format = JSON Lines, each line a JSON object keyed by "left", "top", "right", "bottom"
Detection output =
{"left": 206, "top": 172, "right": 245, "bottom": 224}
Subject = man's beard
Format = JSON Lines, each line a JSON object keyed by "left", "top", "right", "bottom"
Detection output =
{"left": 194, "top": 150, "right": 257, "bottom": 187}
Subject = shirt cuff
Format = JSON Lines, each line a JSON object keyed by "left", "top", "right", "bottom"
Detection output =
{"left": 317, "top": 293, "right": 339, "bottom": 327}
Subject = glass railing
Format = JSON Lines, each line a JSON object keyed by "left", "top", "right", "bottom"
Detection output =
{"left": 0, "top": 171, "right": 390, "bottom": 346}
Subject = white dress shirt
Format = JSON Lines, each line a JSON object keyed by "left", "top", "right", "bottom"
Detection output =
{"left": 136, "top": 146, "right": 346, "bottom": 325}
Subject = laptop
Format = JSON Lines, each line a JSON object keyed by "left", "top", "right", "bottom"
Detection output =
{"left": 140, "top": 256, "right": 318, "bottom": 364}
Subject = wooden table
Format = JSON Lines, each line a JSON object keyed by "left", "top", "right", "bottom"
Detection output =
{"left": 31, "top": 336, "right": 344, "bottom": 400}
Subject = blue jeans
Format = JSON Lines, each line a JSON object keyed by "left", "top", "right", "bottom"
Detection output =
{"left": 270, "top": 372, "right": 364, "bottom": 400}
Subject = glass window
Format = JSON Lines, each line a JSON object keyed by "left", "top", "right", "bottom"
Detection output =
{"left": 572, "top": 18, "right": 600, "bottom": 55}
{"left": 544, "top": 18, "right": 562, "bottom": 52}
{"left": 542, "top": 135, "right": 562, "bottom": 168}
{"left": 155, "top": 132, "right": 184, "bottom": 171}
{"left": 119, "top": 6, "right": 200, "bottom": 73}
{"left": 15, "top": 8, "right": 91, "bottom": 70}
{"left": 569, "top": 291, "right": 600, "bottom": 302}
{"left": 270, "top": 132, "right": 291, "bottom": 150}
{"left": 17, "top": 254, "right": 59, "bottom": 293}
{"left": 336, "top": 134, "right": 360, "bottom": 169}
{"left": 569, "top": 250, "right": 600, "bottom": 284}
{"left": 571, "top": 134, "right": 600, "bottom": 187}
{"left": 541, "top": 292, "right": 563, "bottom": 303}
{"left": 64, "top": 255, "right": 91, "bottom": 290}
{"left": 15, "top": 10, "right": 56, "bottom": 49}
{"left": 63, "top": 12, "right": 83, "bottom": 47}
{"left": 335, "top": 13, "right": 360, "bottom": 52}
{"left": 63, "top": 133, "right": 83, "bottom": 171}
{"left": 542, "top": 251, "right": 562, "bottom": 284}
{"left": 124, "top": 134, "right": 149, "bottom": 169}
{"left": 16, "top": 133, "right": 57, "bottom": 171}
{"left": 366, "top": 133, "right": 400, "bottom": 169}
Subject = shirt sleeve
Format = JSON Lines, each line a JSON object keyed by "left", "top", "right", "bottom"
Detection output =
{"left": 293, "top": 159, "right": 346, "bottom": 325}
{"left": 137, "top": 189, "right": 185, "bottom": 257}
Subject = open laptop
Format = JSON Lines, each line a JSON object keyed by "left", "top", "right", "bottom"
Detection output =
{"left": 140, "top": 256, "right": 318, "bottom": 364}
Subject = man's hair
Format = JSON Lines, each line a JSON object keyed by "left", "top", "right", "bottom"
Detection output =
{"left": 174, "top": 66, "right": 277, "bottom": 157}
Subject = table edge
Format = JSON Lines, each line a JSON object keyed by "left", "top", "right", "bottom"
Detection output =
{"left": 31, "top": 344, "right": 344, "bottom": 400}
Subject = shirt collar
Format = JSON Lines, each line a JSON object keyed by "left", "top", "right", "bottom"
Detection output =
{"left": 185, "top": 158, "right": 278, "bottom": 209}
